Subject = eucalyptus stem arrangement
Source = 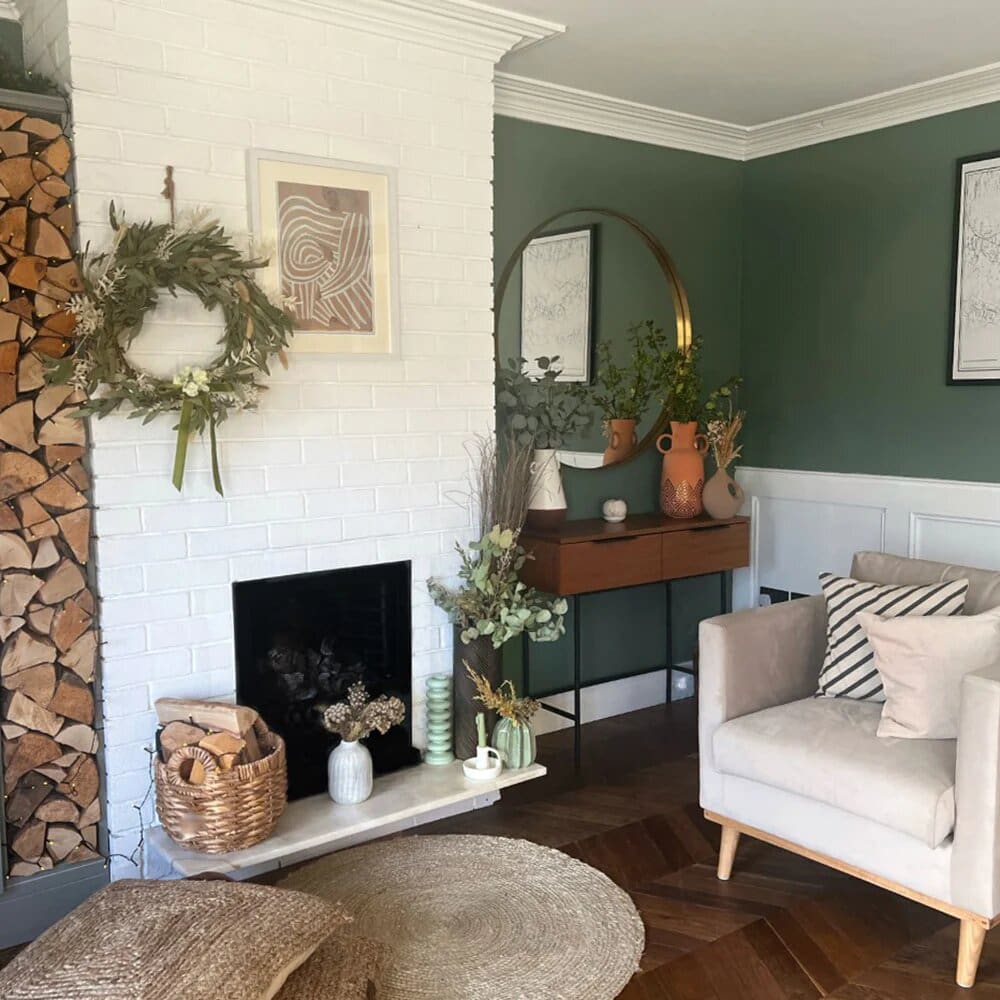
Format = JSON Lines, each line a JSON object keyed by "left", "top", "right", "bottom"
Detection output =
{"left": 496, "top": 356, "right": 592, "bottom": 449}
{"left": 428, "top": 525, "right": 568, "bottom": 648}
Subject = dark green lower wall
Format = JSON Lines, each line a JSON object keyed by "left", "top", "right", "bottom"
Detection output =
{"left": 742, "top": 102, "right": 1000, "bottom": 479}
{"left": 493, "top": 117, "right": 743, "bottom": 694}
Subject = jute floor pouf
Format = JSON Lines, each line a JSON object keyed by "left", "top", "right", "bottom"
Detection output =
{"left": 279, "top": 834, "right": 644, "bottom": 1000}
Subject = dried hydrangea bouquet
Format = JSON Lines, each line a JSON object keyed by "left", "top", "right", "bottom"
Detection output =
{"left": 321, "top": 682, "right": 405, "bottom": 805}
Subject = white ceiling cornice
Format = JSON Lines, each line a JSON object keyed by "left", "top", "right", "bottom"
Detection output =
{"left": 748, "top": 59, "right": 1000, "bottom": 157}
{"left": 246, "top": 0, "right": 564, "bottom": 60}
{"left": 496, "top": 59, "right": 1000, "bottom": 160}
{"left": 495, "top": 73, "right": 746, "bottom": 159}
{"left": 0, "top": 1, "right": 19, "bottom": 21}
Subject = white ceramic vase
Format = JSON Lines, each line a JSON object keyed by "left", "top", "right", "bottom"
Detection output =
{"left": 327, "top": 740, "right": 373, "bottom": 805}
{"left": 528, "top": 448, "right": 567, "bottom": 518}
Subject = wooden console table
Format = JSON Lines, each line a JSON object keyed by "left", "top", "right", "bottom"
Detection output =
{"left": 518, "top": 513, "right": 750, "bottom": 768}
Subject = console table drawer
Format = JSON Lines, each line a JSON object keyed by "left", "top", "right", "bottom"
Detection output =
{"left": 560, "top": 534, "right": 662, "bottom": 594}
{"left": 661, "top": 522, "right": 749, "bottom": 579}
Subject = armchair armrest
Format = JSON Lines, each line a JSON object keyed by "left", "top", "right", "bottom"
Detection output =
{"left": 952, "top": 663, "right": 1000, "bottom": 918}
{"left": 698, "top": 596, "right": 826, "bottom": 807}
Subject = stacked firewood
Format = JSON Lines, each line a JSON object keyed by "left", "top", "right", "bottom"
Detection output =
{"left": 0, "top": 107, "right": 101, "bottom": 878}
{"left": 155, "top": 699, "right": 267, "bottom": 781}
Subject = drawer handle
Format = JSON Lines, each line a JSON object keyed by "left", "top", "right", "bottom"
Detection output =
{"left": 591, "top": 535, "right": 639, "bottom": 544}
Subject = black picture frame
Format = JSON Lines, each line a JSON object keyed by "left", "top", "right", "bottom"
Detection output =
{"left": 518, "top": 224, "right": 598, "bottom": 384}
{"left": 948, "top": 149, "right": 1000, "bottom": 385}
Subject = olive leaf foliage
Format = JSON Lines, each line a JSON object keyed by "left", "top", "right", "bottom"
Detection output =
{"left": 428, "top": 525, "right": 568, "bottom": 649}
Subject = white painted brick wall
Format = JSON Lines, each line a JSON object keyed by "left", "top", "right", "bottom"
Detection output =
{"left": 24, "top": 0, "right": 506, "bottom": 877}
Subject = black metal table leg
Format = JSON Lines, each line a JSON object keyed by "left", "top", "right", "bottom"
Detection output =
{"left": 573, "top": 592, "right": 582, "bottom": 772}
{"left": 720, "top": 570, "right": 730, "bottom": 614}
{"left": 665, "top": 579, "right": 673, "bottom": 704}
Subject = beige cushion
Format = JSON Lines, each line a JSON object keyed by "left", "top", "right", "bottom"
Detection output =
{"left": 278, "top": 931, "right": 384, "bottom": 999}
{"left": 859, "top": 607, "right": 1000, "bottom": 739}
{"left": 713, "top": 696, "right": 957, "bottom": 847}
{"left": 852, "top": 551, "right": 1000, "bottom": 615}
{"left": 0, "top": 879, "right": 348, "bottom": 1000}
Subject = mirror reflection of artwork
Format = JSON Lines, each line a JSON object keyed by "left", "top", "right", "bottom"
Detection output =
{"left": 520, "top": 226, "right": 595, "bottom": 382}
{"left": 249, "top": 153, "right": 398, "bottom": 355}
{"left": 277, "top": 182, "right": 374, "bottom": 334}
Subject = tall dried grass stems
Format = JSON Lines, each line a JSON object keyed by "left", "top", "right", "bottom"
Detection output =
{"left": 462, "top": 432, "right": 535, "bottom": 537}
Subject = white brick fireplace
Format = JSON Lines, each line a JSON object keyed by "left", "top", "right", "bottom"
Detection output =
{"left": 18, "top": 0, "right": 560, "bottom": 877}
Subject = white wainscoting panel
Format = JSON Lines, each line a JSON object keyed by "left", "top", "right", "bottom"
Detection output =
{"left": 735, "top": 467, "right": 1000, "bottom": 607}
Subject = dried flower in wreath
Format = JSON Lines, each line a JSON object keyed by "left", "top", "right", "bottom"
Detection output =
{"left": 465, "top": 664, "right": 539, "bottom": 726}
{"left": 320, "top": 681, "right": 406, "bottom": 743}
{"left": 46, "top": 203, "right": 295, "bottom": 494}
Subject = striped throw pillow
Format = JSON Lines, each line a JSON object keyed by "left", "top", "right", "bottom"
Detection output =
{"left": 816, "top": 572, "right": 969, "bottom": 701}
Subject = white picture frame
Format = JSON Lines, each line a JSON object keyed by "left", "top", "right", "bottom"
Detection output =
{"left": 248, "top": 150, "right": 400, "bottom": 357}
{"left": 950, "top": 151, "right": 1000, "bottom": 383}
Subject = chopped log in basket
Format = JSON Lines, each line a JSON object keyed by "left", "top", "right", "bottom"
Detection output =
{"left": 153, "top": 699, "right": 287, "bottom": 855}
{"left": 0, "top": 107, "right": 102, "bottom": 880}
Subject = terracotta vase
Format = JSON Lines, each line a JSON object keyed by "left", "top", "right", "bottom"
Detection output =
{"left": 656, "top": 421, "right": 707, "bottom": 518}
{"left": 703, "top": 465, "right": 745, "bottom": 520}
{"left": 526, "top": 447, "right": 567, "bottom": 527}
{"left": 602, "top": 418, "right": 638, "bottom": 466}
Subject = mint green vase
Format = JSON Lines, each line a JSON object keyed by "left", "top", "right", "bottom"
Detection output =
{"left": 492, "top": 717, "right": 536, "bottom": 769}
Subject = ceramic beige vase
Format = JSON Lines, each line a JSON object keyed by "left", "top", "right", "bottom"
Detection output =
{"left": 703, "top": 465, "right": 745, "bottom": 519}
{"left": 527, "top": 447, "right": 567, "bottom": 526}
{"left": 602, "top": 418, "right": 638, "bottom": 466}
{"left": 656, "top": 421, "right": 707, "bottom": 519}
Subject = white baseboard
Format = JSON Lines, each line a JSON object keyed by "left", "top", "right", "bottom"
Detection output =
{"left": 532, "top": 664, "right": 694, "bottom": 735}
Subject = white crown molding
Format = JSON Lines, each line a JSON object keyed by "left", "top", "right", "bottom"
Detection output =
{"left": 0, "top": 1, "right": 19, "bottom": 22}
{"left": 497, "top": 60, "right": 1000, "bottom": 160}
{"left": 245, "top": 0, "right": 563, "bottom": 61}
{"left": 495, "top": 72, "right": 747, "bottom": 160}
{"left": 746, "top": 60, "right": 1000, "bottom": 158}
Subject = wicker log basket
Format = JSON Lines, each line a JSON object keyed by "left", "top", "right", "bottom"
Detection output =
{"left": 155, "top": 720, "right": 287, "bottom": 854}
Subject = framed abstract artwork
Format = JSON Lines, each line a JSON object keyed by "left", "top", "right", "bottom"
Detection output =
{"left": 520, "top": 225, "right": 596, "bottom": 382}
{"left": 248, "top": 152, "right": 399, "bottom": 356}
{"left": 950, "top": 150, "right": 1000, "bottom": 383}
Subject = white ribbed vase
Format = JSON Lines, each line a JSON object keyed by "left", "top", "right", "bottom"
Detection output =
{"left": 327, "top": 740, "right": 373, "bottom": 805}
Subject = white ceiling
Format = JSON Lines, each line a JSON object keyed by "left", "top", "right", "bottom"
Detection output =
{"left": 497, "top": 0, "right": 1000, "bottom": 126}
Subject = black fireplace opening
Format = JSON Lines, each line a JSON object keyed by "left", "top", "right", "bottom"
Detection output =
{"left": 233, "top": 560, "right": 420, "bottom": 801}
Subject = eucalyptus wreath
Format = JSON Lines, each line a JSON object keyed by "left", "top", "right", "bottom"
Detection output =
{"left": 49, "top": 204, "right": 294, "bottom": 493}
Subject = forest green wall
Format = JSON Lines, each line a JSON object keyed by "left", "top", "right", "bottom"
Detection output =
{"left": 741, "top": 102, "right": 1000, "bottom": 479}
{"left": 493, "top": 116, "right": 743, "bottom": 695}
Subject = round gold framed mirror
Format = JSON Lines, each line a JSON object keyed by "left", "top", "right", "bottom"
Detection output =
{"left": 494, "top": 208, "right": 693, "bottom": 470}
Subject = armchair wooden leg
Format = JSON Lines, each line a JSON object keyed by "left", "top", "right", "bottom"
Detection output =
{"left": 957, "top": 919, "right": 987, "bottom": 988}
{"left": 717, "top": 824, "right": 740, "bottom": 881}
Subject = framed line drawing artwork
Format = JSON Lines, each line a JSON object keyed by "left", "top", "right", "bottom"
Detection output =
{"left": 950, "top": 150, "right": 1000, "bottom": 383}
{"left": 520, "top": 225, "right": 596, "bottom": 382}
{"left": 248, "top": 151, "right": 399, "bottom": 356}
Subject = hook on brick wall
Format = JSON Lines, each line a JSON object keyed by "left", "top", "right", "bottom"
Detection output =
{"left": 162, "top": 165, "right": 176, "bottom": 225}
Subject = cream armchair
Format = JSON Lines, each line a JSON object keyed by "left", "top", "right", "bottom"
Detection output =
{"left": 699, "top": 551, "right": 1000, "bottom": 989}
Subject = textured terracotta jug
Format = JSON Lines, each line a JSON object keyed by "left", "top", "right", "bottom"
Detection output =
{"left": 603, "top": 418, "right": 638, "bottom": 465}
{"left": 656, "top": 421, "right": 707, "bottom": 518}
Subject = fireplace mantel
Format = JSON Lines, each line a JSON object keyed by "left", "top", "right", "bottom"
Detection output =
{"left": 147, "top": 761, "right": 546, "bottom": 879}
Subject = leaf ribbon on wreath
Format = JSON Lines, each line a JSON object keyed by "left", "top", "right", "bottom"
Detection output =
{"left": 172, "top": 398, "right": 194, "bottom": 493}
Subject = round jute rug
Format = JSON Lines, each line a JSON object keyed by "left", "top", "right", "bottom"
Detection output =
{"left": 279, "top": 834, "right": 644, "bottom": 1000}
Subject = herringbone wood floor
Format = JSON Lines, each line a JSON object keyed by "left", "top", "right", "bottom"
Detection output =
{"left": 420, "top": 700, "right": 998, "bottom": 998}
{"left": 3, "top": 700, "right": 996, "bottom": 998}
